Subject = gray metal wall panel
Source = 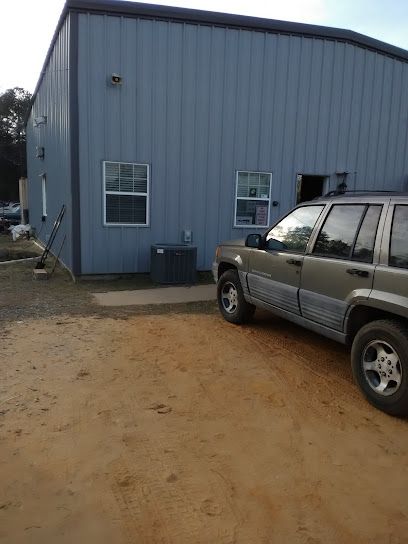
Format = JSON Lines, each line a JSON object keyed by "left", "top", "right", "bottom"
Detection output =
{"left": 392, "top": 65, "right": 408, "bottom": 187}
{"left": 77, "top": 14, "right": 408, "bottom": 274}
{"left": 26, "top": 15, "right": 73, "bottom": 271}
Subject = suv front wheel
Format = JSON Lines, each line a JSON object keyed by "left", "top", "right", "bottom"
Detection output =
{"left": 351, "top": 319, "right": 408, "bottom": 416}
{"left": 217, "top": 269, "right": 255, "bottom": 324}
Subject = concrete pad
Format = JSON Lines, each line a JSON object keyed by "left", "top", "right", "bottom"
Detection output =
{"left": 93, "top": 284, "right": 216, "bottom": 306}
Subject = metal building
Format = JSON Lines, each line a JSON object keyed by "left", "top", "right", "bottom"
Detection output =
{"left": 26, "top": 0, "right": 408, "bottom": 276}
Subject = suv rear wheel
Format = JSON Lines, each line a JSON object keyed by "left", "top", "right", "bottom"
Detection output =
{"left": 351, "top": 319, "right": 408, "bottom": 416}
{"left": 217, "top": 269, "right": 255, "bottom": 324}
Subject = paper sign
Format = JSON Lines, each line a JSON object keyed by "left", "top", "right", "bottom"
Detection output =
{"left": 255, "top": 205, "right": 268, "bottom": 225}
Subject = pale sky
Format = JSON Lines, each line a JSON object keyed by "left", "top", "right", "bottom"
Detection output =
{"left": 1, "top": 0, "right": 407, "bottom": 94}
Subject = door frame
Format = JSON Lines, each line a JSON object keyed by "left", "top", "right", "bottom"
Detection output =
{"left": 295, "top": 173, "right": 330, "bottom": 205}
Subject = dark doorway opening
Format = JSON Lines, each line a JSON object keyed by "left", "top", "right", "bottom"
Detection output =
{"left": 296, "top": 175, "right": 327, "bottom": 204}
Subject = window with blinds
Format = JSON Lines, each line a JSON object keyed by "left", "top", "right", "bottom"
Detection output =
{"left": 103, "top": 161, "right": 149, "bottom": 226}
{"left": 234, "top": 171, "right": 272, "bottom": 227}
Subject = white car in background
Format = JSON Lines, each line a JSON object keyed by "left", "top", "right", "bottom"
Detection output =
{"left": 0, "top": 202, "right": 21, "bottom": 224}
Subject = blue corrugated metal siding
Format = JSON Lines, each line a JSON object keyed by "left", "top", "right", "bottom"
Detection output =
{"left": 26, "top": 15, "right": 73, "bottom": 271}
{"left": 76, "top": 14, "right": 408, "bottom": 274}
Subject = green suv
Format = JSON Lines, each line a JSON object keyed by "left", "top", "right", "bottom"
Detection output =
{"left": 213, "top": 193, "right": 408, "bottom": 416}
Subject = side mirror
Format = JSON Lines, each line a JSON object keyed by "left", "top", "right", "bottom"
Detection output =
{"left": 245, "top": 233, "right": 263, "bottom": 249}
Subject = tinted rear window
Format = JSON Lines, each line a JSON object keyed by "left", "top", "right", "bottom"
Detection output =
{"left": 390, "top": 205, "right": 408, "bottom": 269}
{"left": 313, "top": 205, "right": 365, "bottom": 259}
{"left": 352, "top": 205, "right": 382, "bottom": 263}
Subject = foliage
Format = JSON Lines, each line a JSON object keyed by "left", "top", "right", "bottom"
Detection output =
{"left": 269, "top": 225, "right": 313, "bottom": 252}
{"left": 314, "top": 230, "right": 350, "bottom": 258}
{"left": 0, "top": 87, "right": 32, "bottom": 200}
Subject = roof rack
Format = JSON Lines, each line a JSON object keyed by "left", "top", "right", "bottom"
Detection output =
{"left": 324, "top": 190, "right": 402, "bottom": 197}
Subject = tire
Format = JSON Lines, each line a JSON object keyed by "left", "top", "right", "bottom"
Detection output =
{"left": 351, "top": 319, "right": 408, "bottom": 416}
{"left": 217, "top": 269, "right": 255, "bottom": 324}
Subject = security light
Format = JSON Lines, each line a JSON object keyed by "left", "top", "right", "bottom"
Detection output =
{"left": 111, "top": 73, "right": 123, "bottom": 85}
{"left": 34, "top": 116, "right": 47, "bottom": 127}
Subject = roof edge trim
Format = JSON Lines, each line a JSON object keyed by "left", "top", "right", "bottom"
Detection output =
{"left": 67, "top": 0, "right": 408, "bottom": 61}
{"left": 24, "top": 3, "right": 69, "bottom": 126}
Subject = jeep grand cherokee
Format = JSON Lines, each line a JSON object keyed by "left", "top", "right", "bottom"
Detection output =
{"left": 213, "top": 192, "right": 408, "bottom": 416}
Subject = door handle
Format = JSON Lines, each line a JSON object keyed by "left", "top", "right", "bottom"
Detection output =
{"left": 346, "top": 268, "right": 370, "bottom": 278}
{"left": 286, "top": 259, "right": 302, "bottom": 267}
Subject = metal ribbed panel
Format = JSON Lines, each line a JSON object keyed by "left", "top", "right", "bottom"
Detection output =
{"left": 74, "top": 14, "right": 408, "bottom": 274}
{"left": 26, "top": 15, "right": 73, "bottom": 271}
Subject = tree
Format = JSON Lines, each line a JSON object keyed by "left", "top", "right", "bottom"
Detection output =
{"left": 0, "top": 87, "right": 32, "bottom": 201}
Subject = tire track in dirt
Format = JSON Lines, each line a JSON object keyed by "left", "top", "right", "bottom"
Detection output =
{"left": 94, "top": 317, "right": 239, "bottom": 544}
{"left": 109, "top": 440, "right": 239, "bottom": 544}
{"left": 122, "top": 315, "right": 319, "bottom": 542}
{"left": 240, "top": 316, "right": 362, "bottom": 404}
{"left": 203, "top": 316, "right": 381, "bottom": 542}
{"left": 4, "top": 314, "right": 408, "bottom": 544}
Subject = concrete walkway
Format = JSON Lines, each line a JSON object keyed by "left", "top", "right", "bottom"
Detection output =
{"left": 93, "top": 284, "right": 216, "bottom": 306}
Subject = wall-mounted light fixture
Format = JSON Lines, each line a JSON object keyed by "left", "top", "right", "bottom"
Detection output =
{"left": 110, "top": 73, "right": 123, "bottom": 86}
{"left": 335, "top": 171, "right": 349, "bottom": 193}
{"left": 36, "top": 146, "right": 45, "bottom": 160}
{"left": 34, "top": 115, "right": 47, "bottom": 127}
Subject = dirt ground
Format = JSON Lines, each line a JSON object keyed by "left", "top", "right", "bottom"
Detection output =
{"left": 1, "top": 242, "right": 408, "bottom": 543}
{"left": 0, "top": 235, "right": 213, "bottom": 322}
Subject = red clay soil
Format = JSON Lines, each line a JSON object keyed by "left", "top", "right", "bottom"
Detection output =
{"left": 1, "top": 312, "right": 407, "bottom": 543}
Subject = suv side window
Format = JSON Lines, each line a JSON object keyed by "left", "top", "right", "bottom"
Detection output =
{"left": 389, "top": 205, "right": 408, "bottom": 269}
{"left": 266, "top": 205, "right": 324, "bottom": 253}
{"left": 352, "top": 205, "right": 382, "bottom": 263}
{"left": 313, "top": 204, "right": 381, "bottom": 261}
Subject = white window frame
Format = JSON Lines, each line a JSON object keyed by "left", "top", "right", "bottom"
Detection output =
{"left": 103, "top": 161, "right": 150, "bottom": 227}
{"left": 233, "top": 170, "right": 272, "bottom": 228}
{"left": 41, "top": 174, "right": 47, "bottom": 217}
